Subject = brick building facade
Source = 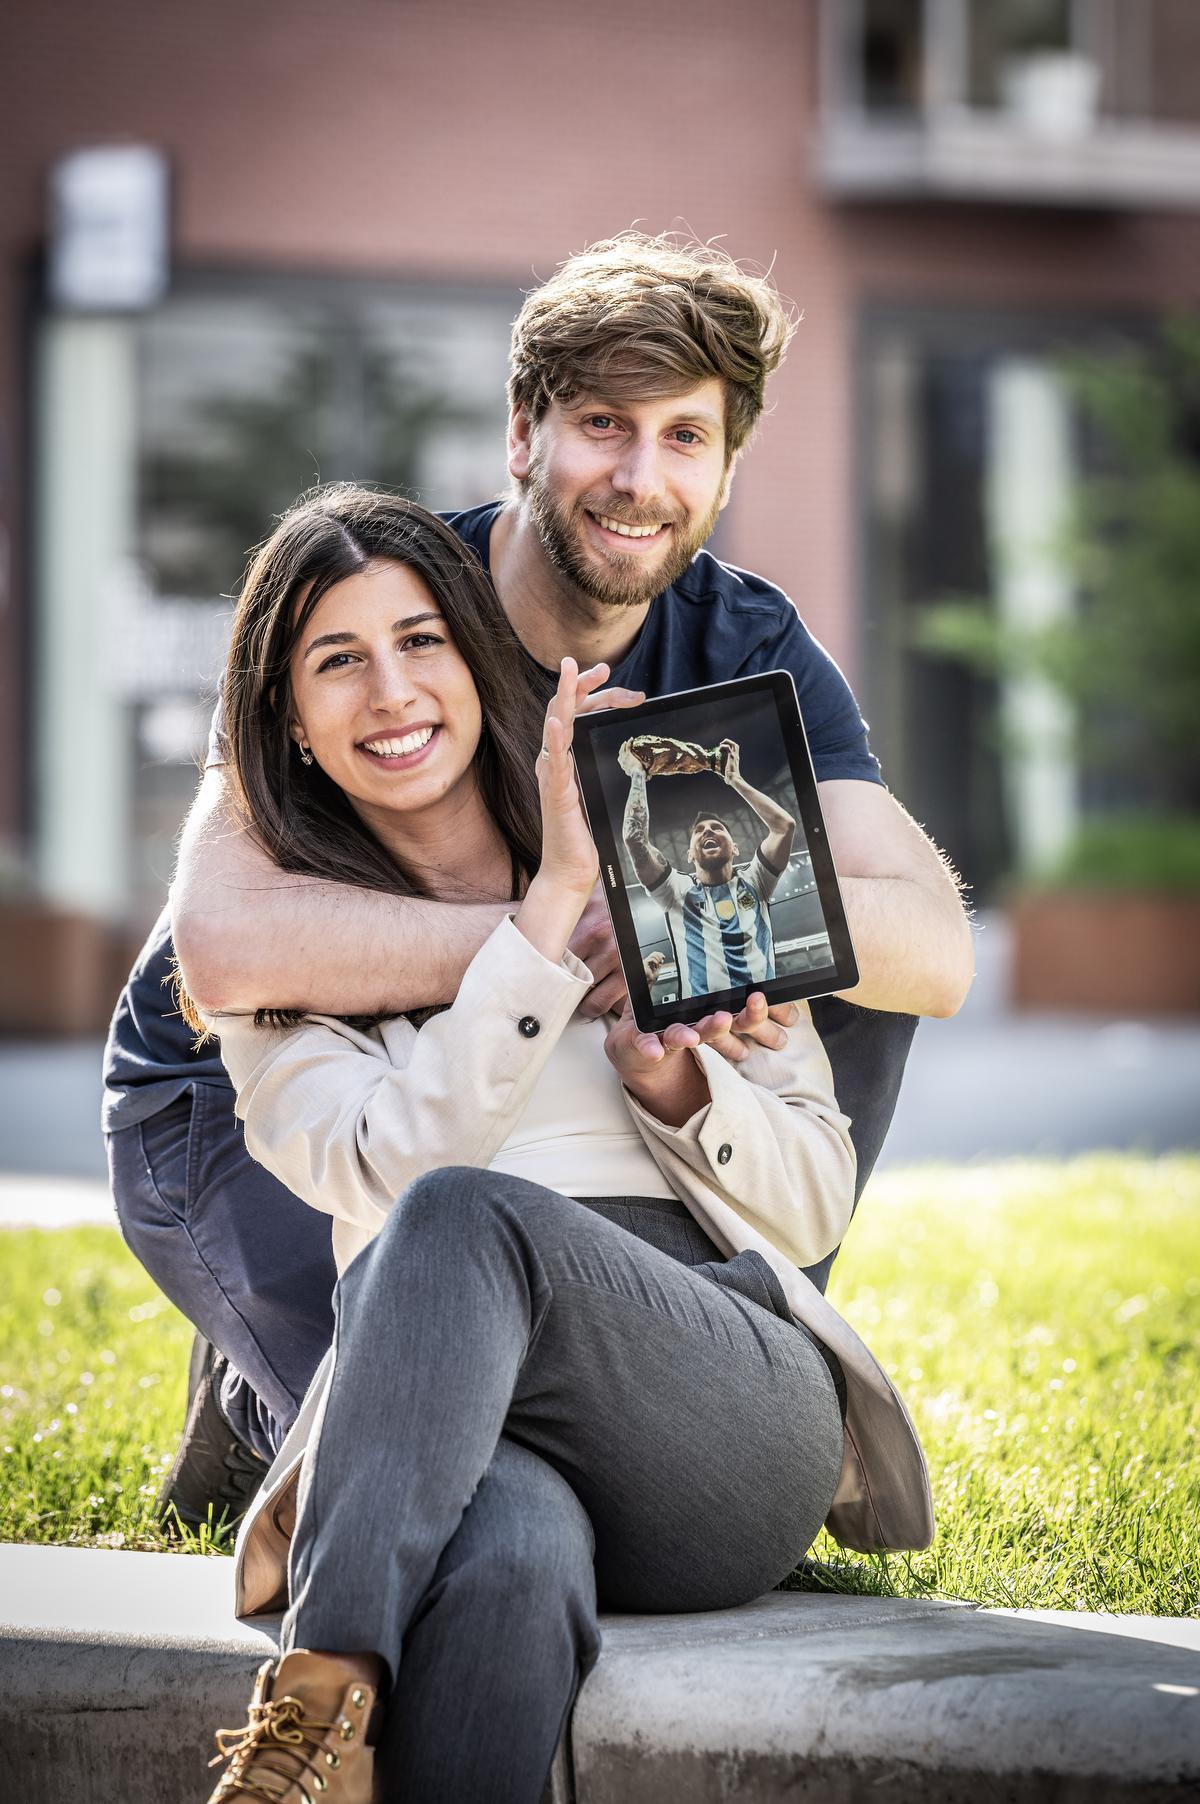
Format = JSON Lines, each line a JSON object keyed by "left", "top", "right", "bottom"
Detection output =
{"left": 2, "top": 0, "right": 1199, "bottom": 1027}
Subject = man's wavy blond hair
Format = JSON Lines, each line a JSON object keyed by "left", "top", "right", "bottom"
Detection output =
{"left": 508, "top": 233, "right": 797, "bottom": 462}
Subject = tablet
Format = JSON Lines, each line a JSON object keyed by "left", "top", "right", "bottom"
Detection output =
{"left": 573, "top": 672, "right": 858, "bottom": 1033}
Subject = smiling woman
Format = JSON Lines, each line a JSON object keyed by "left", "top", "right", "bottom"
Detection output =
{"left": 287, "top": 565, "right": 493, "bottom": 881}
{"left": 219, "top": 486, "right": 547, "bottom": 931}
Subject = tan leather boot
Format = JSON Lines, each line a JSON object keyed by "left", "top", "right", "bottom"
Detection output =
{"left": 206, "top": 1649, "right": 378, "bottom": 1803}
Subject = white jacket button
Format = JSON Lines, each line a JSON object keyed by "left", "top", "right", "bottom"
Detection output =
{"left": 716, "top": 1142, "right": 733, "bottom": 1165}
{"left": 517, "top": 1015, "right": 541, "bottom": 1038}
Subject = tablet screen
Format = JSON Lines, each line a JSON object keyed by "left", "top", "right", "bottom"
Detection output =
{"left": 574, "top": 672, "right": 858, "bottom": 1031}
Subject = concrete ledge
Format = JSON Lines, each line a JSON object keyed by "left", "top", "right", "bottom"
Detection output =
{"left": 0, "top": 1545, "right": 276, "bottom": 1804}
{"left": 1, "top": 1544, "right": 1198, "bottom": 1801}
{"left": 573, "top": 1594, "right": 1200, "bottom": 1802}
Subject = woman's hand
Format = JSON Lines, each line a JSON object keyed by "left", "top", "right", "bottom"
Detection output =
{"left": 604, "top": 999, "right": 785, "bottom": 1127}
{"left": 534, "top": 658, "right": 601, "bottom": 901}
{"left": 698, "top": 992, "right": 798, "bottom": 1064}
{"left": 578, "top": 670, "right": 645, "bottom": 721}
{"left": 603, "top": 1002, "right": 714, "bottom": 1127}
{"left": 604, "top": 990, "right": 799, "bottom": 1127}
{"left": 515, "top": 660, "right": 642, "bottom": 967}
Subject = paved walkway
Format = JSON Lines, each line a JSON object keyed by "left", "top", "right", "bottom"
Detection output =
{"left": 879, "top": 913, "right": 1200, "bottom": 1165}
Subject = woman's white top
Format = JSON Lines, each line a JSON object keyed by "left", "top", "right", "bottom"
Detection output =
{"left": 488, "top": 1016, "right": 676, "bottom": 1199}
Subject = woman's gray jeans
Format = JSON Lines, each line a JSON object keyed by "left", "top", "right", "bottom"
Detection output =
{"left": 283, "top": 1168, "right": 845, "bottom": 1804}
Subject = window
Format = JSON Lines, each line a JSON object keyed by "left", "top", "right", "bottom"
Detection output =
{"left": 860, "top": 0, "right": 925, "bottom": 117}
{"left": 126, "top": 275, "right": 513, "bottom": 913}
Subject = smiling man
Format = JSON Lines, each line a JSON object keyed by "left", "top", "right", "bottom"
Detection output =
{"left": 103, "top": 233, "right": 973, "bottom": 1546}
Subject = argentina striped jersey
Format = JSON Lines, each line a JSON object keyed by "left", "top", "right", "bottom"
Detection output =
{"left": 645, "top": 849, "right": 783, "bottom": 1000}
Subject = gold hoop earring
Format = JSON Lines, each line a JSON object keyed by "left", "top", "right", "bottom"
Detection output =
{"left": 299, "top": 743, "right": 314, "bottom": 767}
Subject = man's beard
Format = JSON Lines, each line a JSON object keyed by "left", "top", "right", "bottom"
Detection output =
{"left": 692, "top": 847, "right": 734, "bottom": 882}
{"left": 525, "top": 456, "right": 723, "bottom": 609}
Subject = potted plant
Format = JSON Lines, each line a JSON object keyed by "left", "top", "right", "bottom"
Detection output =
{"left": 1008, "top": 817, "right": 1200, "bottom": 1013}
{"left": 995, "top": 2, "right": 1100, "bottom": 141}
{"left": 919, "top": 318, "right": 1200, "bottom": 1014}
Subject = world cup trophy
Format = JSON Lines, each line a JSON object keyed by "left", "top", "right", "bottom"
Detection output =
{"left": 621, "top": 734, "right": 730, "bottom": 779}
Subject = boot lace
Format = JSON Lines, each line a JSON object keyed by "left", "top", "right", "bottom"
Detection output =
{"left": 209, "top": 1693, "right": 337, "bottom": 1801}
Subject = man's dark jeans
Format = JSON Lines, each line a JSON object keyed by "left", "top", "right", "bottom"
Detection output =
{"left": 106, "top": 1084, "right": 336, "bottom": 1461}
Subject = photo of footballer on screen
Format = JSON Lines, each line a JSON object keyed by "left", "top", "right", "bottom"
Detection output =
{"left": 618, "top": 734, "right": 794, "bottom": 998}
{"left": 580, "top": 682, "right": 843, "bottom": 1019}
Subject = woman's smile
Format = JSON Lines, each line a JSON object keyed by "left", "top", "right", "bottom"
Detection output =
{"left": 357, "top": 722, "right": 442, "bottom": 770}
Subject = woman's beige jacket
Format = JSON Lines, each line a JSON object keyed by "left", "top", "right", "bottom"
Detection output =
{"left": 209, "top": 916, "right": 933, "bottom": 1618}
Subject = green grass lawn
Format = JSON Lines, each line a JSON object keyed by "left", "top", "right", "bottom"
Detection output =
{"left": 2, "top": 1154, "right": 1198, "bottom": 1613}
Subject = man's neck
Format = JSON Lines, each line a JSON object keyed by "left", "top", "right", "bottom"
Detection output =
{"left": 694, "top": 863, "right": 735, "bottom": 888}
{"left": 488, "top": 501, "right": 652, "bottom": 672}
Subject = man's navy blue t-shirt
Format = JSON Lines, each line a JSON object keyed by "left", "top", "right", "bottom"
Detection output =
{"left": 446, "top": 503, "right": 881, "bottom": 786}
{"left": 102, "top": 501, "right": 882, "bottom": 1131}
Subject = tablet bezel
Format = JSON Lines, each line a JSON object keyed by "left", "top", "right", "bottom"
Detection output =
{"left": 572, "top": 671, "right": 859, "bottom": 1033}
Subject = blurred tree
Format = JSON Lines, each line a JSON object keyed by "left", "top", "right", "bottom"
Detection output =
{"left": 918, "top": 317, "right": 1200, "bottom": 880}
{"left": 141, "top": 331, "right": 491, "bottom": 597}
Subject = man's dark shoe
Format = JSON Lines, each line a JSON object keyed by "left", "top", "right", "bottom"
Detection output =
{"left": 156, "top": 1333, "right": 269, "bottom": 1538}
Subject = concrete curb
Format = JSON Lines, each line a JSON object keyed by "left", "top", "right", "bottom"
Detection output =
{"left": 1, "top": 1545, "right": 1197, "bottom": 1801}
{"left": 572, "top": 1593, "right": 1200, "bottom": 1802}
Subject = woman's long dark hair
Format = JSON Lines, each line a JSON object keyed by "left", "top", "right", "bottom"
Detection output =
{"left": 180, "top": 484, "right": 547, "bottom": 1032}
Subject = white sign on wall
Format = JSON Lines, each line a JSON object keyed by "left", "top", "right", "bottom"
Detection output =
{"left": 48, "top": 145, "right": 170, "bottom": 312}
